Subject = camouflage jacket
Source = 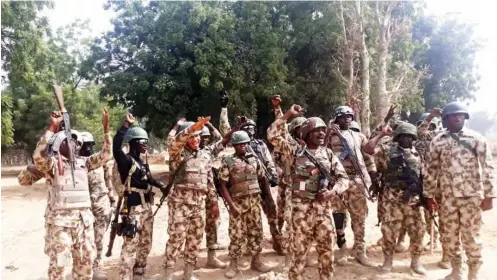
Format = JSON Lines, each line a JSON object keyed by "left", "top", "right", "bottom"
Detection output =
{"left": 267, "top": 118, "right": 349, "bottom": 195}
{"left": 168, "top": 127, "right": 218, "bottom": 207}
{"left": 33, "top": 130, "right": 112, "bottom": 228}
{"left": 423, "top": 127, "right": 496, "bottom": 199}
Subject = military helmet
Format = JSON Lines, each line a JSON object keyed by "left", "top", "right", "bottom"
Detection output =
{"left": 123, "top": 126, "right": 148, "bottom": 144}
{"left": 349, "top": 121, "right": 361, "bottom": 132}
{"left": 80, "top": 131, "right": 95, "bottom": 143}
{"left": 240, "top": 118, "right": 257, "bottom": 130}
{"left": 46, "top": 130, "right": 82, "bottom": 156}
{"left": 442, "top": 101, "right": 469, "bottom": 119}
{"left": 201, "top": 126, "right": 211, "bottom": 136}
{"left": 416, "top": 113, "right": 430, "bottom": 125}
{"left": 231, "top": 130, "right": 251, "bottom": 145}
{"left": 177, "top": 121, "right": 202, "bottom": 136}
{"left": 393, "top": 122, "right": 417, "bottom": 141}
{"left": 289, "top": 117, "right": 306, "bottom": 134}
{"left": 334, "top": 106, "right": 355, "bottom": 120}
{"left": 301, "top": 117, "right": 327, "bottom": 139}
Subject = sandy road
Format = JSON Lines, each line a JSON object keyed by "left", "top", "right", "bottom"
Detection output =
{"left": 2, "top": 165, "right": 497, "bottom": 280}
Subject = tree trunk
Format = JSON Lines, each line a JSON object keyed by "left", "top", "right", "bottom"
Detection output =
{"left": 356, "top": 1, "right": 371, "bottom": 136}
{"left": 376, "top": 1, "right": 394, "bottom": 120}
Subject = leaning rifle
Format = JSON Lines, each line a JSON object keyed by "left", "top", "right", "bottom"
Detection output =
{"left": 247, "top": 144, "right": 278, "bottom": 187}
{"left": 335, "top": 131, "right": 373, "bottom": 201}
{"left": 52, "top": 85, "right": 76, "bottom": 187}
{"left": 106, "top": 195, "right": 123, "bottom": 257}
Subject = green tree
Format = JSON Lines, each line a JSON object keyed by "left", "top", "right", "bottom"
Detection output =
{"left": 1, "top": 94, "right": 15, "bottom": 146}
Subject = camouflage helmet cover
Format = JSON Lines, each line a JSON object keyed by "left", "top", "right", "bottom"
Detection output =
{"left": 231, "top": 130, "right": 251, "bottom": 145}
{"left": 393, "top": 122, "right": 417, "bottom": 141}
{"left": 289, "top": 117, "right": 307, "bottom": 134}
{"left": 301, "top": 117, "right": 327, "bottom": 139}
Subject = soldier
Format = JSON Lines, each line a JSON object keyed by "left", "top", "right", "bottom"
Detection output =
{"left": 33, "top": 109, "right": 112, "bottom": 280}
{"left": 270, "top": 95, "right": 317, "bottom": 269}
{"left": 416, "top": 111, "right": 445, "bottom": 257}
{"left": 326, "top": 105, "right": 378, "bottom": 266}
{"left": 113, "top": 113, "right": 166, "bottom": 279}
{"left": 424, "top": 102, "right": 495, "bottom": 280}
{"left": 365, "top": 122, "right": 427, "bottom": 275}
{"left": 220, "top": 92, "right": 283, "bottom": 254}
{"left": 163, "top": 117, "right": 221, "bottom": 280}
{"left": 218, "top": 130, "right": 276, "bottom": 278}
{"left": 80, "top": 131, "right": 115, "bottom": 279}
{"left": 268, "top": 105, "right": 349, "bottom": 280}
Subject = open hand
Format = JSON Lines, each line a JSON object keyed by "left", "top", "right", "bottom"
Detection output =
{"left": 191, "top": 116, "right": 211, "bottom": 131}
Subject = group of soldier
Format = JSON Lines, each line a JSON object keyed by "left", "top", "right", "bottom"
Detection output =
{"left": 17, "top": 91, "right": 495, "bottom": 280}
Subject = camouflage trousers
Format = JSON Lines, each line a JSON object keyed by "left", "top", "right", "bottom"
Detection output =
{"left": 229, "top": 194, "right": 263, "bottom": 259}
{"left": 119, "top": 204, "right": 154, "bottom": 280}
{"left": 333, "top": 177, "right": 368, "bottom": 255}
{"left": 91, "top": 195, "right": 112, "bottom": 268}
{"left": 205, "top": 196, "right": 220, "bottom": 250}
{"left": 381, "top": 200, "right": 424, "bottom": 256}
{"left": 164, "top": 201, "right": 204, "bottom": 268}
{"left": 46, "top": 220, "right": 96, "bottom": 280}
{"left": 441, "top": 197, "right": 483, "bottom": 267}
{"left": 281, "top": 184, "right": 293, "bottom": 251}
{"left": 289, "top": 196, "right": 335, "bottom": 280}
{"left": 277, "top": 182, "right": 288, "bottom": 231}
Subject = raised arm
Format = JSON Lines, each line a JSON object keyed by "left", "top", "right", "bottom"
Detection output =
{"left": 87, "top": 108, "right": 112, "bottom": 171}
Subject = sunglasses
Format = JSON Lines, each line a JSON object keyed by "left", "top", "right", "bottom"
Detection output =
{"left": 136, "top": 139, "right": 148, "bottom": 145}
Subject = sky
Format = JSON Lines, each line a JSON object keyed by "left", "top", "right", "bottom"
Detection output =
{"left": 42, "top": 0, "right": 497, "bottom": 114}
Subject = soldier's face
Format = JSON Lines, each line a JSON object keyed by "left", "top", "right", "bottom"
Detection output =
{"left": 200, "top": 135, "right": 210, "bottom": 149}
{"left": 398, "top": 134, "right": 414, "bottom": 149}
{"left": 336, "top": 115, "right": 352, "bottom": 129}
{"left": 446, "top": 114, "right": 466, "bottom": 131}
{"left": 234, "top": 143, "right": 248, "bottom": 154}
{"left": 187, "top": 135, "right": 200, "bottom": 150}
{"left": 307, "top": 127, "right": 326, "bottom": 146}
{"left": 134, "top": 139, "right": 148, "bottom": 154}
{"left": 80, "top": 142, "right": 94, "bottom": 157}
{"left": 242, "top": 125, "right": 256, "bottom": 138}
{"left": 59, "top": 139, "right": 78, "bottom": 158}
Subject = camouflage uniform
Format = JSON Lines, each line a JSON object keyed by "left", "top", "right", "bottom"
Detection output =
{"left": 88, "top": 161, "right": 115, "bottom": 270}
{"left": 18, "top": 164, "right": 45, "bottom": 187}
{"left": 326, "top": 130, "right": 376, "bottom": 260}
{"left": 374, "top": 140, "right": 425, "bottom": 273}
{"left": 417, "top": 120, "right": 443, "bottom": 249}
{"left": 33, "top": 130, "right": 112, "bottom": 280}
{"left": 268, "top": 118, "right": 350, "bottom": 280}
{"left": 164, "top": 126, "right": 219, "bottom": 275}
{"left": 424, "top": 127, "right": 496, "bottom": 278}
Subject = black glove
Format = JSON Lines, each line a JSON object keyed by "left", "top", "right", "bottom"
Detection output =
{"left": 220, "top": 90, "right": 229, "bottom": 108}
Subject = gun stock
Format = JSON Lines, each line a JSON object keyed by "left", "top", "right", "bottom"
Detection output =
{"left": 52, "top": 85, "right": 66, "bottom": 112}
{"left": 106, "top": 196, "right": 123, "bottom": 257}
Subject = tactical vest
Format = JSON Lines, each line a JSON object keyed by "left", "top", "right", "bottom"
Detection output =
{"left": 50, "top": 157, "right": 91, "bottom": 210}
{"left": 226, "top": 155, "right": 260, "bottom": 199}
{"left": 383, "top": 144, "right": 420, "bottom": 190}
{"left": 173, "top": 150, "right": 209, "bottom": 193}
{"left": 291, "top": 148, "right": 331, "bottom": 198}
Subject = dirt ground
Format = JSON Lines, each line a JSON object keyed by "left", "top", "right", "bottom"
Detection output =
{"left": 2, "top": 165, "right": 497, "bottom": 280}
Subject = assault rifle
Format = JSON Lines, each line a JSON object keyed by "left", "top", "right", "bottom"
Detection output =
{"left": 247, "top": 144, "right": 278, "bottom": 187}
{"left": 335, "top": 131, "right": 373, "bottom": 201}
{"left": 105, "top": 196, "right": 123, "bottom": 257}
{"left": 391, "top": 154, "right": 439, "bottom": 228}
{"left": 52, "top": 85, "right": 76, "bottom": 187}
